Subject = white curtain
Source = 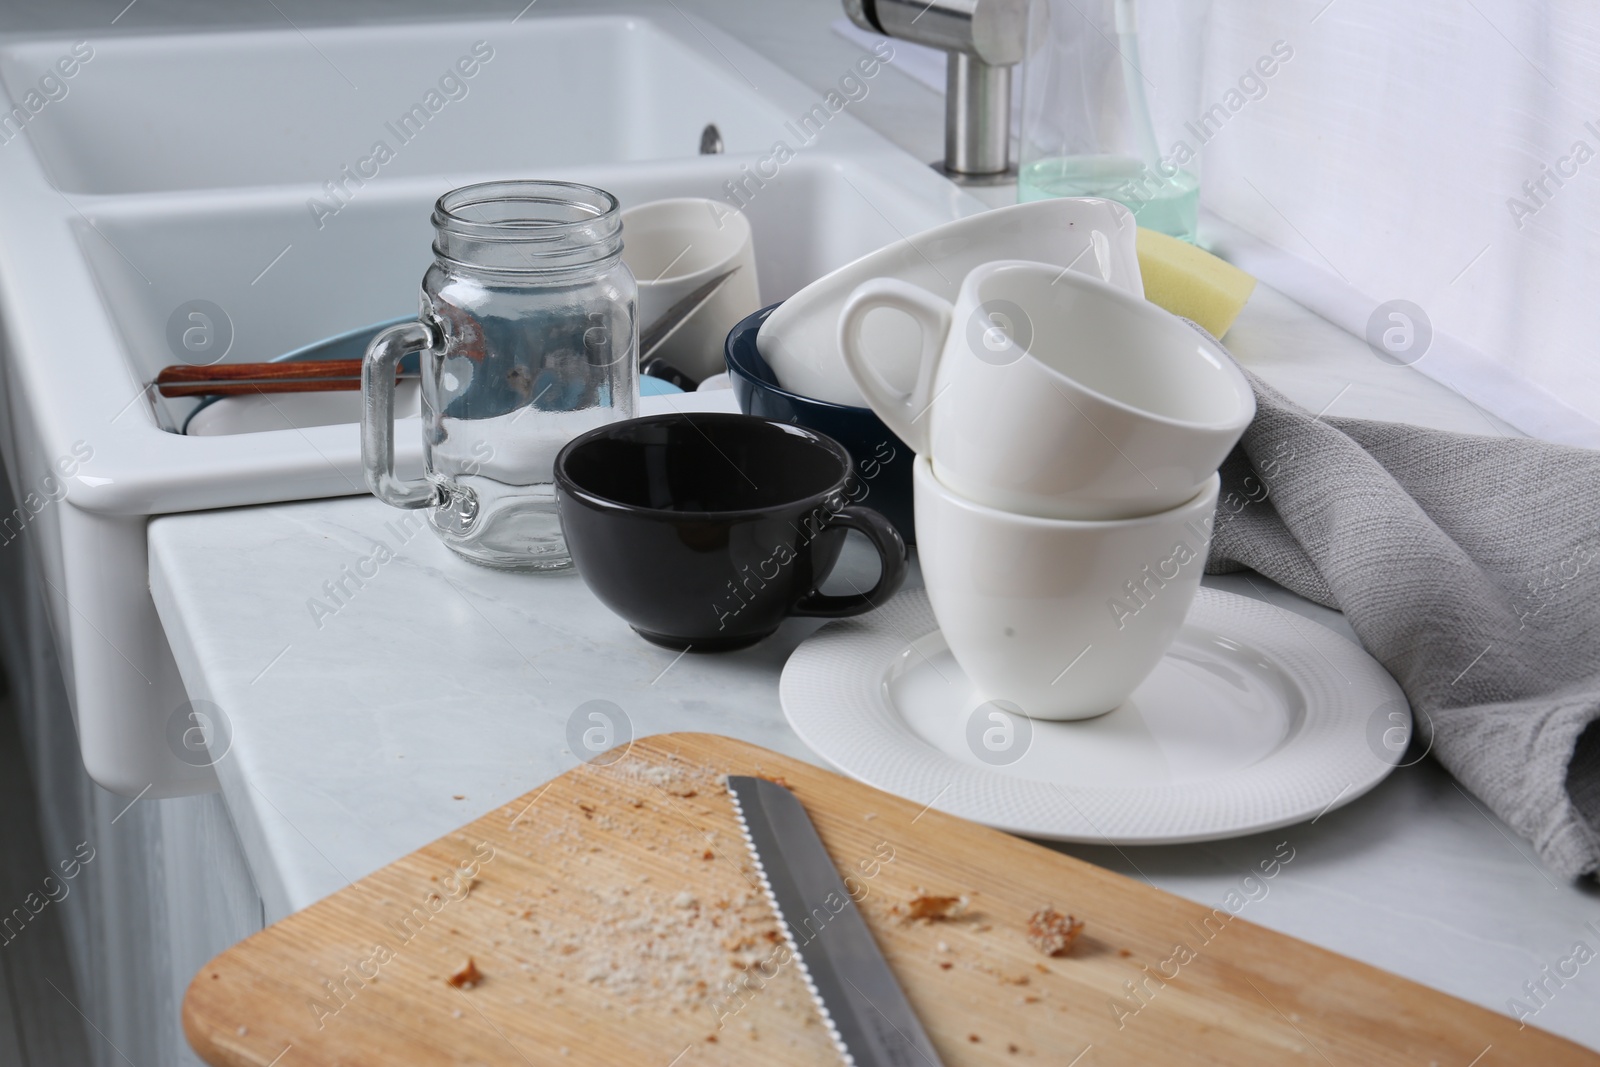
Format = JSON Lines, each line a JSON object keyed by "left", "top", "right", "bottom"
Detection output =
{"left": 1198, "top": 0, "right": 1600, "bottom": 446}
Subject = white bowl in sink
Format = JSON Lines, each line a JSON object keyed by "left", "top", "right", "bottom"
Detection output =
{"left": 756, "top": 197, "right": 1144, "bottom": 407}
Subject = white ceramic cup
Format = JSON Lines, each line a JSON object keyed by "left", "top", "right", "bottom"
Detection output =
{"left": 840, "top": 259, "right": 1254, "bottom": 521}
{"left": 914, "top": 455, "right": 1219, "bottom": 721}
{"left": 621, "top": 197, "right": 761, "bottom": 383}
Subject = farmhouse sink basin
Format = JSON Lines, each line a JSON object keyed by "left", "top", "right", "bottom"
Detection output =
{"left": 2, "top": 16, "right": 795, "bottom": 195}
{"left": 0, "top": 10, "right": 981, "bottom": 797}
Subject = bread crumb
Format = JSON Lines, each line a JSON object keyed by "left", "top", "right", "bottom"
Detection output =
{"left": 1026, "top": 907, "right": 1084, "bottom": 957}
{"left": 446, "top": 958, "right": 483, "bottom": 989}
{"left": 900, "top": 891, "right": 967, "bottom": 922}
{"left": 939, "top": 961, "right": 953, "bottom": 970}
{"left": 452, "top": 794, "right": 465, "bottom": 800}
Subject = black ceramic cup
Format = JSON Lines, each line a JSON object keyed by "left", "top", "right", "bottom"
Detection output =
{"left": 554, "top": 412, "right": 908, "bottom": 651}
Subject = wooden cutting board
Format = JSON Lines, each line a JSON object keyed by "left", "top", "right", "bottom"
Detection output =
{"left": 184, "top": 733, "right": 1596, "bottom": 1065}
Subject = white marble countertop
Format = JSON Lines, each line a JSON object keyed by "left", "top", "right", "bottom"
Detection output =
{"left": 149, "top": 279, "right": 1600, "bottom": 1051}
{"left": 110, "top": 0, "right": 1595, "bottom": 1053}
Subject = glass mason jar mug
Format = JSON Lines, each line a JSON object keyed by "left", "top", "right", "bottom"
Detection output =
{"left": 362, "top": 181, "right": 638, "bottom": 571}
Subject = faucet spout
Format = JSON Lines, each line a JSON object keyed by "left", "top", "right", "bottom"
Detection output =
{"left": 946, "top": 51, "right": 1011, "bottom": 176}
{"left": 843, "top": 0, "right": 1026, "bottom": 181}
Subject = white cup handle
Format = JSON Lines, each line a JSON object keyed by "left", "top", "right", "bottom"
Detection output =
{"left": 837, "top": 278, "right": 953, "bottom": 455}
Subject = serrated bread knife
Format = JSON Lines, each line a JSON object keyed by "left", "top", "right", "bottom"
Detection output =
{"left": 727, "top": 775, "right": 944, "bottom": 1067}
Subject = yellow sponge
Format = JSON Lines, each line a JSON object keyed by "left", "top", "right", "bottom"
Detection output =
{"left": 1135, "top": 227, "right": 1256, "bottom": 339}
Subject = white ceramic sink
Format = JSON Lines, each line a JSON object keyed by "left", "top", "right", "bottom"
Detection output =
{"left": 0, "top": 11, "right": 982, "bottom": 798}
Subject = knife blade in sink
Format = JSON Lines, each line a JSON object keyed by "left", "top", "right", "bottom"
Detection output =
{"left": 727, "top": 775, "right": 944, "bottom": 1067}
{"left": 636, "top": 266, "right": 739, "bottom": 388}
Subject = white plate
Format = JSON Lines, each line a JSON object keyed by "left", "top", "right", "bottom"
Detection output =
{"left": 781, "top": 587, "right": 1409, "bottom": 844}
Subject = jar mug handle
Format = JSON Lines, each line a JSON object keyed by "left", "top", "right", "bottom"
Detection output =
{"left": 362, "top": 321, "right": 441, "bottom": 509}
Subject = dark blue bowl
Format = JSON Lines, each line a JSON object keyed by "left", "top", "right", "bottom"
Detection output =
{"left": 725, "top": 303, "right": 915, "bottom": 544}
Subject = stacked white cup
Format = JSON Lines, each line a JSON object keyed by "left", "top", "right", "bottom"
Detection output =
{"left": 839, "top": 260, "right": 1255, "bottom": 720}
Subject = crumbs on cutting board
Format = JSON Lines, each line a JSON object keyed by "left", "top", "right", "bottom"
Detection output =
{"left": 456, "top": 748, "right": 1085, "bottom": 1057}
{"left": 471, "top": 752, "right": 828, "bottom": 1051}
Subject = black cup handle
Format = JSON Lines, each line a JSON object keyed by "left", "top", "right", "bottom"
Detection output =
{"left": 790, "top": 505, "right": 908, "bottom": 619}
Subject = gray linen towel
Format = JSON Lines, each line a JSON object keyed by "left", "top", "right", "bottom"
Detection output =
{"left": 1205, "top": 372, "right": 1600, "bottom": 880}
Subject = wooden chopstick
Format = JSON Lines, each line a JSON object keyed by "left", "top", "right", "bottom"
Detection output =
{"left": 154, "top": 358, "right": 414, "bottom": 398}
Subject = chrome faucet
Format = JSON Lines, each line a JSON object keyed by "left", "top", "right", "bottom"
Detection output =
{"left": 843, "top": 0, "right": 1027, "bottom": 182}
